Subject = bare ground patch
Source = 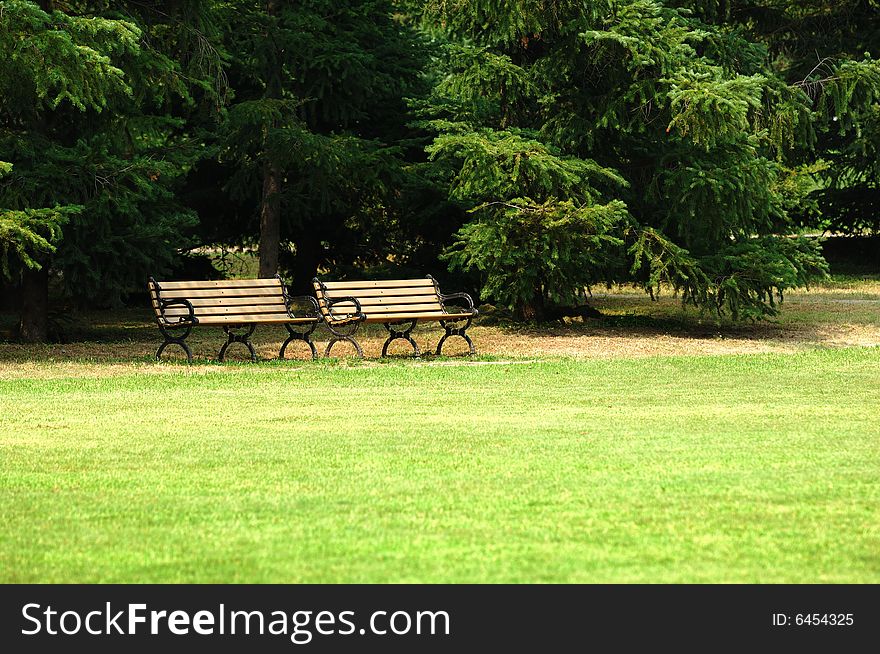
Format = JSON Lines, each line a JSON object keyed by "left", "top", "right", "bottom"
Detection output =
{"left": 1, "top": 281, "right": 878, "bottom": 379}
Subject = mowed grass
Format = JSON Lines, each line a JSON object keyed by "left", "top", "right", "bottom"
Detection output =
{"left": 1, "top": 348, "right": 879, "bottom": 583}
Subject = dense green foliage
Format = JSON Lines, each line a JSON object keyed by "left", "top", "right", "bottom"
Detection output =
{"left": 410, "top": 0, "right": 878, "bottom": 319}
{"left": 209, "top": 0, "right": 426, "bottom": 289}
{"left": 684, "top": 0, "right": 880, "bottom": 235}
{"left": 0, "top": 0, "right": 218, "bottom": 312}
{"left": 2, "top": 1, "right": 879, "bottom": 337}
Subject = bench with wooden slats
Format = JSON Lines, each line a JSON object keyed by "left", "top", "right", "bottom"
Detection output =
{"left": 148, "top": 276, "right": 320, "bottom": 363}
{"left": 312, "top": 275, "right": 478, "bottom": 358}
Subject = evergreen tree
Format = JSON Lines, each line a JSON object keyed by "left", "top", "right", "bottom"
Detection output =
{"left": 0, "top": 0, "right": 223, "bottom": 340}
{"left": 218, "top": 0, "right": 426, "bottom": 290}
{"left": 671, "top": 1, "right": 880, "bottom": 234}
{"left": 408, "top": 0, "right": 878, "bottom": 320}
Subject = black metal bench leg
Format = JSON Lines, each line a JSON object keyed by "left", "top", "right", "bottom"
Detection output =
{"left": 324, "top": 320, "right": 364, "bottom": 358}
{"left": 381, "top": 320, "right": 420, "bottom": 358}
{"left": 156, "top": 339, "right": 194, "bottom": 364}
{"left": 280, "top": 322, "right": 319, "bottom": 361}
{"left": 219, "top": 324, "right": 257, "bottom": 362}
{"left": 325, "top": 335, "right": 364, "bottom": 358}
{"left": 436, "top": 317, "right": 475, "bottom": 356}
{"left": 156, "top": 323, "right": 194, "bottom": 364}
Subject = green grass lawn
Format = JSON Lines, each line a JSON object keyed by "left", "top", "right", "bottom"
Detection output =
{"left": 1, "top": 348, "right": 879, "bottom": 583}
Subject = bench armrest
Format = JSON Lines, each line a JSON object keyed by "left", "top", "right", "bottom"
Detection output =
{"left": 158, "top": 298, "right": 199, "bottom": 325}
{"left": 439, "top": 292, "right": 479, "bottom": 316}
{"left": 285, "top": 294, "right": 320, "bottom": 320}
{"left": 326, "top": 295, "right": 366, "bottom": 322}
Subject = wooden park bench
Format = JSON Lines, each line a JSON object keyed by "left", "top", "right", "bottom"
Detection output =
{"left": 312, "top": 275, "right": 478, "bottom": 358}
{"left": 148, "top": 276, "right": 320, "bottom": 363}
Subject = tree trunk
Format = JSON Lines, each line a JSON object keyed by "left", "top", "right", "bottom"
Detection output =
{"left": 258, "top": 161, "right": 282, "bottom": 277}
{"left": 0, "top": 275, "right": 18, "bottom": 312}
{"left": 516, "top": 287, "right": 545, "bottom": 322}
{"left": 257, "top": 0, "right": 283, "bottom": 278}
{"left": 290, "top": 230, "right": 322, "bottom": 295}
{"left": 19, "top": 264, "right": 49, "bottom": 343}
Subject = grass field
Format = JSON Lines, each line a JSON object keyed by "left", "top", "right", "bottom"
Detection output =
{"left": 2, "top": 348, "right": 878, "bottom": 583}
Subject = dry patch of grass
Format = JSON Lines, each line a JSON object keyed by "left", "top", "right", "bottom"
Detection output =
{"left": 0, "top": 277, "right": 878, "bottom": 379}
{"left": 479, "top": 328, "right": 798, "bottom": 359}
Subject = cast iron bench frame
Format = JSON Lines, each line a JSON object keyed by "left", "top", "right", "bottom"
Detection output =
{"left": 312, "top": 275, "right": 478, "bottom": 358}
{"left": 148, "top": 275, "right": 320, "bottom": 363}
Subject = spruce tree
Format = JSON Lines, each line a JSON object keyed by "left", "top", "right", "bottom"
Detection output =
{"left": 673, "top": 1, "right": 880, "bottom": 234}
{"left": 408, "top": 0, "right": 879, "bottom": 319}
{"left": 218, "top": 0, "right": 425, "bottom": 290}
{"left": 0, "top": 0, "right": 222, "bottom": 340}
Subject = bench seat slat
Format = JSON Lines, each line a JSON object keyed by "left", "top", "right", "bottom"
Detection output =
{"left": 162, "top": 305, "right": 291, "bottom": 318}
{"left": 194, "top": 315, "right": 313, "bottom": 325}
{"left": 162, "top": 300, "right": 287, "bottom": 311}
{"left": 321, "top": 298, "right": 440, "bottom": 308}
{"left": 167, "top": 296, "right": 288, "bottom": 308}
{"left": 324, "top": 299, "right": 440, "bottom": 307}
{"left": 322, "top": 302, "right": 444, "bottom": 315}
{"left": 327, "top": 312, "right": 474, "bottom": 323}
{"left": 365, "top": 312, "right": 473, "bottom": 322}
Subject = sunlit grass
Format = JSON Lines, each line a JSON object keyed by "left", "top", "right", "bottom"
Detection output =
{"left": 1, "top": 348, "right": 878, "bottom": 583}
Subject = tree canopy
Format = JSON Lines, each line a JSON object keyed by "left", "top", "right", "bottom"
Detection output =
{"left": 409, "top": 0, "right": 878, "bottom": 318}
{"left": 2, "top": 0, "right": 878, "bottom": 339}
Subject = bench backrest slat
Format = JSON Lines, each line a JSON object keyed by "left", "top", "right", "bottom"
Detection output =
{"left": 320, "top": 287, "right": 438, "bottom": 298}
{"left": 321, "top": 279, "right": 436, "bottom": 290}
{"left": 156, "top": 279, "right": 281, "bottom": 291}
{"left": 154, "top": 287, "right": 283, "bottom": 300}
